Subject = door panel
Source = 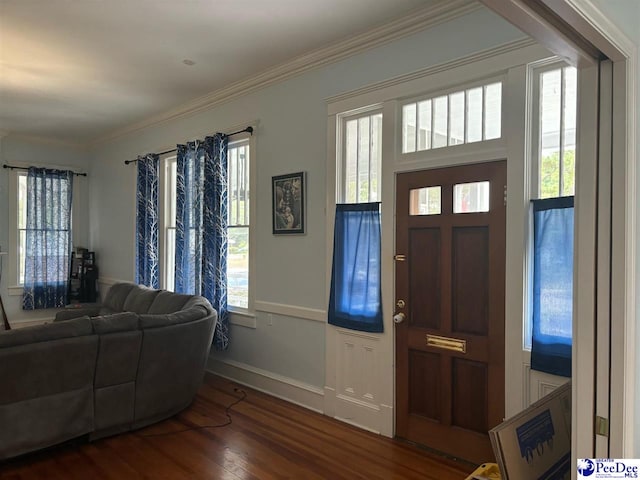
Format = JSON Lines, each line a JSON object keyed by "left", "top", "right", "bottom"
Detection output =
{"left": 409, "top": 350, "right": 441, "bottom": 420}
{"left": 452, "top": 357, "right": 488, "bottom": 433}
{"left": 409, "top": 228, "right": 441, "bottom": 330}
{"left": 452, "top": 226, "right": 489, "bottom": 336}
{"left": 395, "top": 160, "right": 506, "bottom": 464}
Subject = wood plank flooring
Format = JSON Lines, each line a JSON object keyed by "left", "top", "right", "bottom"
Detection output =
{"left": 0, "top": 374, "right": 475, "bottom": 479}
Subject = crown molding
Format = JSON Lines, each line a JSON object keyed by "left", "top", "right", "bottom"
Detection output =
{"left": 543, "top": 0, "right": 636, "bottom": 61}
{"left": 326, "top": 36, "right": 538, "bottom": 106}
{"left": 91, "top": 0, "right": 483, "bottom": 146}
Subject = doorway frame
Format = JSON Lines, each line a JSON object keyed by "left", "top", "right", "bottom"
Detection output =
{"left": 325, "top": 3, "right": 638, "bottom": 461}
{"left": 325, "top": 41, "right": 555, "bottom": 437}
{"left": 480, "top": 0, "right": 637, "bottom": 459}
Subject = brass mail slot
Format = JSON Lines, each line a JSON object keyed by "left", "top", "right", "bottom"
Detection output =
{"left": 426, "top": 334, "right": 467, "bottom": 353}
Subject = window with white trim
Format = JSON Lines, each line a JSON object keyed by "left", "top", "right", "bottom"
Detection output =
{"left": 17, "top": 172, "right": 27, "bottom": 285}
{"left": 531, "top": 63, "right": 577, "bottom": 199}
{"left": 160, "top": 139, "right": 251, "bottom": 310}
{"left": 227, "top": 140, "right": 250, "bottom": 309}
{"left": 10, "top": 171, "right": 76, "bottom": 288}
{"left": 338, "top": 109, "right": 382, "bottom": 203}
{"left": 525, "top": 60, "right": 577, "bottom": 353}
{"left": 330, "top": 106, "right": 383, "bottom": 332}
{"left": 401, "top": 80, "right": 502, "bottom": 154}
{"left": 161, "top": 156, "right": 177, "bottom": 292}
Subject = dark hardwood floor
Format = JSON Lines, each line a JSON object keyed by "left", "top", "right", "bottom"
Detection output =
{"left": 0, "top": 374, "right": 475, "bottom": 479}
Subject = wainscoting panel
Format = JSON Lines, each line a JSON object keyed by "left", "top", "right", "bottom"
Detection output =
{"left": 524, "top": 361, "right": 570, "bottom": 406}
{"left": 331, "top": 328, "right": 386, "bottom": 433}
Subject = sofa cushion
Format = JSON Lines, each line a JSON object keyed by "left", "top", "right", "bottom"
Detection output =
{"left": 91, "top": 312, "right": 139, "bottom": 334}
{"left": 99, "top": 306, "right": 117, "bottom": 316}
{"left": 182, "top": 296, "right": 214, "bottom": 314}
{"left": 138, "top": 307, "right": 207, "bottom": 329}
{"left": 103, "top": 283, "right": 137, "bottom": 312}
{"left": 0, "top": 336, "right": 99, "bottom": 405}
{"left": 147, "top": 291, "right": 193, "bottom": 314}
{"left": 94, "top": 331, "right": 142, "bottom": 387}
{"left": 0, "top": 317, "right": 92, "bottom": 349}
{"left": 0, "top": 386, "right": 95, "bottom": 460}
{"left": 123, "top": 286, "right": 160, "bottom": 314}
{"left": 54, "top": 305, "right": 103, "bottom": 322}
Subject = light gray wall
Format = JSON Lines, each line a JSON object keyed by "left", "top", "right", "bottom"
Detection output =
{"left": 0, "top": 136, "right": 89, "bottom": 324}
{"left": 88, "top": 7, "right": 525, "bottom": 389}
{"left": 590, "top": 0, "right": 640, "bottom": 455}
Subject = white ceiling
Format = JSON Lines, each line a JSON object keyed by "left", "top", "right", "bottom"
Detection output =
{"left": 0, "top": 0, "right": 443, "bottom": 144}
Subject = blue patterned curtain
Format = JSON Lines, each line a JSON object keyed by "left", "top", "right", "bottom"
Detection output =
{"left": 135, "top": 154, "right": 160, "bottom": 289}
{"left": 531, "top": 196, "right": 574, "bottom": 377}
{"left": 22, "top": 168, "right": 73, "bottom": 310}
{"left": 175, "top": 135, "right": 229, "bottom": 349}
{"left": 328, "top": 203, "right": 383, "bottom": 333}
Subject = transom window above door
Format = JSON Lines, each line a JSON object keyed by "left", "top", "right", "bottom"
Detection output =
{"left": 401, "top": 80, "right": 502, "bottom": 154}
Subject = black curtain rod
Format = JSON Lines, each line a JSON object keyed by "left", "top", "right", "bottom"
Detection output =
{"left": 124, "top": 126, "right": 253, "bottom": 165}
{"left": 2, "top": 164, "right": 87, "bottom": 177}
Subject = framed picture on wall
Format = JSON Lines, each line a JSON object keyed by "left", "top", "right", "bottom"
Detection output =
{"left": 272, "top": 171, "right": 305, "bottom": 235}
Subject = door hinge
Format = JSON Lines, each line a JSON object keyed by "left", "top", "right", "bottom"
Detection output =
{"left": 394, "top": 254, "right": 406, "bottom": 262}
{"left": 504, "top": 185, "right": 507, "bottom": 206}
{"left": 595, "top": 416, "right": 609, "bottom": 437}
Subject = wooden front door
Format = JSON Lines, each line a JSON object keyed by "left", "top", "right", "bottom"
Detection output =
{"left": 395, "top": 161, "right": 506, "bottom": 464}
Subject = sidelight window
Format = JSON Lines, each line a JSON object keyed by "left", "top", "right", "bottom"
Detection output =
{"left": 339, "top": 109, "right": 382, "bottom": 204}
{"left": 527, "top": 60, "right": 577, "bottom": 378}
{"left": 330, "top": 107, "right": 383, "bottom": 332}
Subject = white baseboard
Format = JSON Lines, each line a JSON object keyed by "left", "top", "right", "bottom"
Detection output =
{"left": 207, "top": 358, "right": 325, "bottom": 414}
{"left": 334, "top": 394, "right": 382, "bottom": 435}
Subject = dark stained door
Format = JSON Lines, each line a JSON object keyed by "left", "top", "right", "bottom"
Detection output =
{"left": 395, "top": 161, "right": 506, "bottom": 464}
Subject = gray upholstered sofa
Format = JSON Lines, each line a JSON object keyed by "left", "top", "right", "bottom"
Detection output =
{"left": 0, "top": 282, "right": 217, "bottom": 461}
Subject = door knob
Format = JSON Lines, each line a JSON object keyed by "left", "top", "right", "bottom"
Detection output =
{"left": 393, "top": 312, "right": 406, "bottom": 324}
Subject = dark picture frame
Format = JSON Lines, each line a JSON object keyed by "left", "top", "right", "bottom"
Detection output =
{"left": 272, "top": 171, "right": 305, "bottom": 235}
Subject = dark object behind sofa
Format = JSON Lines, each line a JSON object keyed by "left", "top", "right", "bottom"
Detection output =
{"left": 0, "top": 283, "right": 217, "bottom": 460}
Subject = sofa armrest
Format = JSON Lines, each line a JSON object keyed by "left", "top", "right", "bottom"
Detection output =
{"left": 55, "top": 305, "right": 103, "bottom": 322}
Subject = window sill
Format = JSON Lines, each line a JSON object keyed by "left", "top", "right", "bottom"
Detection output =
{"left": 8, "top": 285, "right": 23, "bottom": 296}
{"left": 229, "top": 309, "right": 256, "bottom": 329}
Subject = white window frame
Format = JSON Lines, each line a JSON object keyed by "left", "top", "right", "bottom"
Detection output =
{"left": 524, "top": 58, "right": 578, "bottom": 350}
{"left": 7, "top": 168, "right": 79, "bottom": 296}
{"left": 398, "top": 75, "right": 505, "bottom": 160}
{"left": 529, "top": 58, "right": 578, "bottom": 200}
{"left": 226, "top": 137, "right": 252, "bottom": 315}
{"left": 157, "top": 132, "right": 256, "bottom": 326}
{"left": 159, "top": 153, "right": 177, "bottom": 293}
{"left": 336, "top": 105, "right": 383, "bottom": 204}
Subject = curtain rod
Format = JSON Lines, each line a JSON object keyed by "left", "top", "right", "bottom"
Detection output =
{"left": 2, "top": 164, "right": 87, "bottom": 177}
{"left": 124, "top": 126, "right": 253, "bottom": 165}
